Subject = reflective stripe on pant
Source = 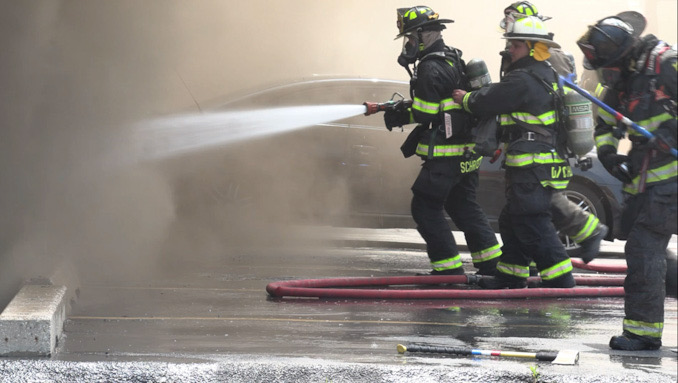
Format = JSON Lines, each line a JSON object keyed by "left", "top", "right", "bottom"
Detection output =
{"left": 443, "top": 171, "right": 502, "bottom": 268}
{"left": 496, "top": 174, "right": 572, "bottom": 281}
{"left": 550, "top": 191, "right": 601, "bottom": 243}
{"left": 411, "top": 158, "right": 500, "bottom": 269}
{"left": 622, "top": 182, "right": 677, "bottom": 339}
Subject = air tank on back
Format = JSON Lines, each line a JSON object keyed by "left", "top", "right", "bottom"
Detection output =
{"left": 465, "top": 58, "right": 499, "bottom": 157}
{"left": 466, "top": 58, "right": 491, "bottom": 90}
{"left": 564, "top": 89, "right": 595, "bottom": 156}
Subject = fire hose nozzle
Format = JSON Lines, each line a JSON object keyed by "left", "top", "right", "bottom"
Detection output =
{"left": 363, "top": 92, "right": 410, "bottom": 116}
{"left": 363, "top": 101, "right": 384, "bottom": 116}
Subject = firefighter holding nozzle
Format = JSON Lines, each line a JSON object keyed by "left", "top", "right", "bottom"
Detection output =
{"left": 576, "top": 13, "right": 677, "bottom": 351}
{"left": 381, "top": 6, "right": 502, "bottom": 276}
{"left": 452, "top": 16, "right": 576, "bottom": 289}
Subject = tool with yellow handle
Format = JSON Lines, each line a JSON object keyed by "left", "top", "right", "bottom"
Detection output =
{"left": 397, "top": 344, "right": 579, "bottom": 365}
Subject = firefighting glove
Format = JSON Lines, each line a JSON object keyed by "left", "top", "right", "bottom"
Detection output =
{"left": 599, "top": 148, "right": 632, "bottom": 184}
{"left": 384, "top": 108, "right": 411, "bottom": 131}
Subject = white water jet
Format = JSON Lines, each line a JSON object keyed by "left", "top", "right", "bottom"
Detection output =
{"left": 133, "top": 104, "right": 367, "bottom": 161}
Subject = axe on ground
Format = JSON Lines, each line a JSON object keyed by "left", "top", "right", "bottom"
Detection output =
{"left": 397, "top": 343, "right": 580, "bottom": 365}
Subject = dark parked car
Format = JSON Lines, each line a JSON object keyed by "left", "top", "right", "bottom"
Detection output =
{"left": 166, "top": 77, "right": 623, "bottom": 255}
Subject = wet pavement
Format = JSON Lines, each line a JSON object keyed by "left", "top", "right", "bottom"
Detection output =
{"left": 1, "top": 227, "right": 677, "bottom": 382}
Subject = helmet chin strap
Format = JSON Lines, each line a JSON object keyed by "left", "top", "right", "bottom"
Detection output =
{"left": 526, "top": 40, "right": 534, "bottom": 56}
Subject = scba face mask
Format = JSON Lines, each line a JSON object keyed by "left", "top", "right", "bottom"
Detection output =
{"left": 398, "top": 33, "right": 422, "bottom": 67}
{"left": 397, "top": 30, "right": 441, "bottom": 67}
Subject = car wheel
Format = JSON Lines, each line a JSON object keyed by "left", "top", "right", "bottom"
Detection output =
{"left": 559, "top": 181, "right": 608, "bottom": 257}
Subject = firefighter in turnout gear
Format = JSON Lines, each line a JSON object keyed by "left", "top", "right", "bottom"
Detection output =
{"left": 499, "top": 2, "right": 574, "bottom": 80}
{"left": 453, "top": 16, "right": 575, "bottom": 289}
{"left": 500, "top": 1, "right": 609, "bottom": 264}
{"left": 385, "top": 6, "right": 501, "bottom": 275}
{"left": 577, "top": 14, "right": 677, "bottom": 351}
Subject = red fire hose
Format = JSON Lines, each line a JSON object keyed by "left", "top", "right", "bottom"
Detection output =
{"left": 266, "top": 258, "right": 628, "bottom": 299}
{"left": 266, "top": 274, "right": 625, "bottom": 299}
{"left": 570, "top": 258, "right": 627, "bottom": 273}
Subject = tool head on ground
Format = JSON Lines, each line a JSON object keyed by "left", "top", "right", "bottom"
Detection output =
{"left": 551, "top": 349, "right": 580, "bottom": 365}
{"left": 577, "top": 14, "right": 640, "bottom": 70}
{"left": 397, "top": 344, "right": 580, "bottom": 365}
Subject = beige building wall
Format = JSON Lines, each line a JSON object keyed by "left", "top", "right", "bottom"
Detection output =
{"left": 85, "top": 0, "right": 669, "bottom": 111}
{"left": 163, "top": 0, "right": 677, "bottom": 108}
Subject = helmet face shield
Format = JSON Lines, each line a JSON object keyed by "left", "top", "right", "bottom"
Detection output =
{"left": 506, "top": 1, "right": 538, "bottom": 17}
{"left": 502, "top": 15, "right": 560, "bottom": 48}
{"left": 577, "top": 17, "right": 634, "bottom": 69}
{"left": 500, "top": 11, "right": 523, "bottom": 31}
{"left": 500, "top": 1, "right": 550, "bottom": 30}
{"left": 577, "top": 34, "right": 599, "bottom": 69}
{"left": 397, "top": 8, "right": 408, "bottom": 35}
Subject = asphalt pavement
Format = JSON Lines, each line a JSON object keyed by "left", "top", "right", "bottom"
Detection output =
{"left": 1, "top": 227, "right": 677, "bottom": 383}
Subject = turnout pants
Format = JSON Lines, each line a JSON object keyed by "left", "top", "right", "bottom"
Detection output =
{"left": 411, "top": 158, "right": 501, "bottom": 273}
{"left": 551, "top": 191, "right": 602, "bottom": 243}
{"left": 496, "top": 168, "right": 573, "bottom": 283}
{"left": 620, "top": 182, "right": 677, "bottom": 340}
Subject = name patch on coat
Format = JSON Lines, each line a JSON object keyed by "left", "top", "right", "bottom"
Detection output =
{"left": 461, "top": 157, "right": 483, "bottom": 173}
{"left": 551, "top": 165, "right": 573, "bottom": 179}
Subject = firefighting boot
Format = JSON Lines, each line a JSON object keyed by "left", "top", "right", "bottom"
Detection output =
{"left": 540, "top": 273, "right": 576, "bottom": 288}
{"left": 609, "top": 331, "right": 662, "bottom": 351}
{"left": 478, "top": 274, "right": 527, "bottom": 289}
{"left": 474, "top": 259, "right": 498, "bottom": 276}
{"left": 578, "top": 223, "right": 609, "bottom": 264}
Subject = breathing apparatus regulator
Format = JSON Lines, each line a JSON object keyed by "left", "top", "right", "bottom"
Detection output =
{"left": 395, "top": 6, "right": 453, "bottom": 76}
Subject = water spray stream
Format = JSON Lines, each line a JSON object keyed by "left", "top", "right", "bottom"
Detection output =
{"left": 134, "top": 104, "right": 367, "bottom": 161}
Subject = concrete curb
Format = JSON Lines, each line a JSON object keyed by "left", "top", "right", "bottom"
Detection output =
{"left": 0, "top": 284, "right": 67, "bottom": 356}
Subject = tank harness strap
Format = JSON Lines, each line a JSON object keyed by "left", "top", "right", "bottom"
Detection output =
{"left": 639, "top": 41, "right": 670, "bottom": 75}
{"left": 508, "top": 118, "right": 554, "bottom": 144}
{"left": 507, "top": 68, "right": 559, "bottom": 146}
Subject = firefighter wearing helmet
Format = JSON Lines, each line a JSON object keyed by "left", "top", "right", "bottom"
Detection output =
{"left": 577, "top": 14, "right": 678, "bottom": 351}
{"left": 499, "top": 2, "right": 609, "bottom": 265}
{"left": 383, "top": 6, "right": 502, "bottom": 276}
{"left": 499, "top": 1, "right": 577, "bottom": 81}
{"left": 499, "top": 2, "right": 574, "bottom": 80}
{"left": 452, "top": 16, "right": 576, "bottom": 289}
